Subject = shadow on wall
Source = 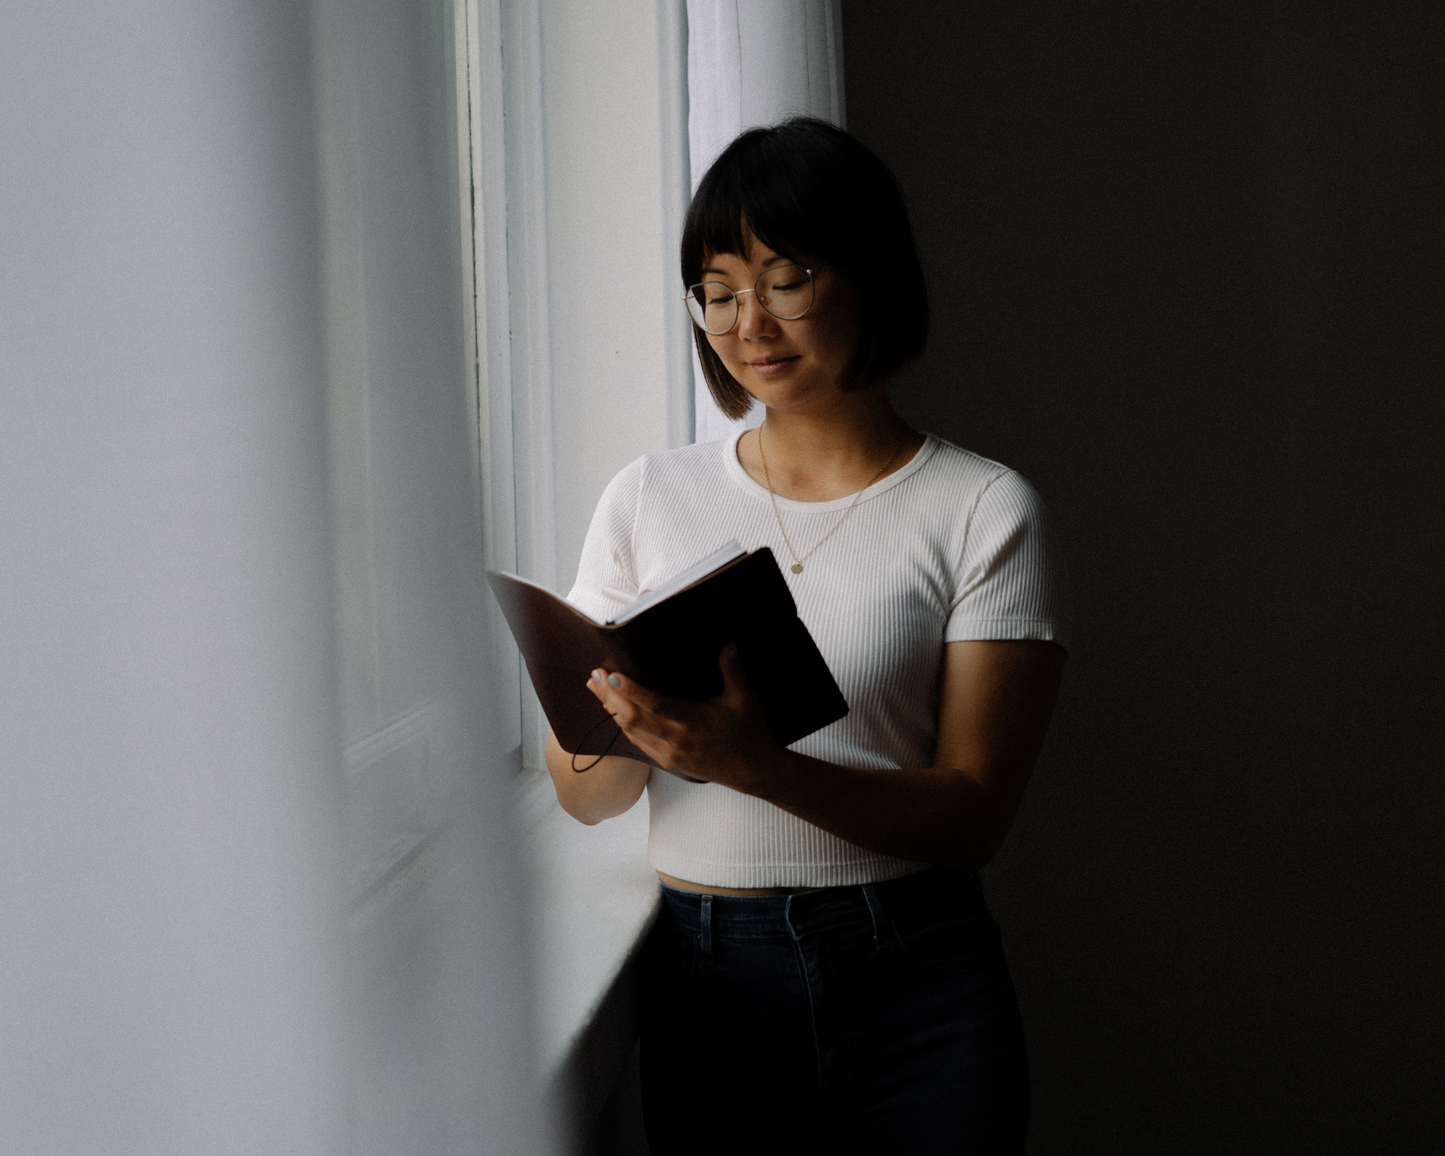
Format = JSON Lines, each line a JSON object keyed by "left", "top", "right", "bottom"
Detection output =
{"left": 845, "top": 1, "right": 1444, "bottom": 1152}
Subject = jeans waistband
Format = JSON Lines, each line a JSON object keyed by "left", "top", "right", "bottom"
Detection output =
{"left": 657, "top": 865, "right": 986, "bottom": 946}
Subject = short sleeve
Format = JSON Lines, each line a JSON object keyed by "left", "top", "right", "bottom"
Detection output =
{"left": 565, "top": 457, "right": 645, "bottom": 623}
{"left": 945, "top": 470, "right": 1072, "bottom": 651}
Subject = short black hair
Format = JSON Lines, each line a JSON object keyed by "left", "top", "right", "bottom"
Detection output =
{"left": 681, "top": 117, "right": 929, "bottom": 420}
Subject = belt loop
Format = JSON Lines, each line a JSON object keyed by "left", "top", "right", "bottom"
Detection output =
{"left": 860, "top": 883, "right": 885, "bottom": 952}
{"left": 699, "top": 894, "right": 713, "bottom": 965}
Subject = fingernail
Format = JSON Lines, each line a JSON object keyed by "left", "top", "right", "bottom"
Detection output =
{"left": 607, "top": 675, "right": 621, "bottom": 688}
{"left": 591, "top": 669, "right": 605, "bottom": 683}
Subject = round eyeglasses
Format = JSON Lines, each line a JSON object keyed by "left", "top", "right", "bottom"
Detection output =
{"left": 683, "top": 264, "right": 816, "bottom": 335}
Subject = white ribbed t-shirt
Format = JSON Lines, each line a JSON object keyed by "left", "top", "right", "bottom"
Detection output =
{"left": 566, "top": 430, "right": 1071, "bottom": 888}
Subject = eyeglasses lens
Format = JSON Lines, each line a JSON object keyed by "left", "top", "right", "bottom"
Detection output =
{"left": 686, "top": 284, "right": 735, "bottom": 335}
{"left": 756, "top": 265, "right": 814, "bottom": 321}
{"left": 686, "top": 265, "right": 813, "bottom": 334}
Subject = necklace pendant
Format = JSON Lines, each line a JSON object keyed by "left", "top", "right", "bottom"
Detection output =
{"left": 790, "top": 562, "right": 803, "bottom": 574}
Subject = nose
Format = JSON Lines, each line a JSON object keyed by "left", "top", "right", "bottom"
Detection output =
{"left": 734, "top": 288, "right": 777, "bottom": 339}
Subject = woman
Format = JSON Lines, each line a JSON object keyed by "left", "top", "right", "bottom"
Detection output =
{"left": 545, "top": 119, "right": 1070, "bottom": 1155}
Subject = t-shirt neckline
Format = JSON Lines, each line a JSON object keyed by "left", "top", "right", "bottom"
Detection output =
{"left": 722, "top": 427, "right": 939, "bottom": 513}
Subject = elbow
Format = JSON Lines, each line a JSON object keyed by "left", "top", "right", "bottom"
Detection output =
{"left": 910, "top": 831, "right": 1002, "bottom": 871}
{"left": 925, "top": 770, "right": 1020, "bottom": 870}
{"left": 934, "top": 806, "right": 1014, "bottom": 871}
{"left": 556, "top": 786, "right": 640, "bottom": 827}
{"left": 553, "top": 790, "right": 605, "bottom": 826}
{"left": 962, "top": 820, "right": 1014, "bottom": 871}
{"left": 958, "top": 841, "right": 1004, "bottom": 872}
{"left": 936, "top": 840, "right": 1003, "bottom": 873}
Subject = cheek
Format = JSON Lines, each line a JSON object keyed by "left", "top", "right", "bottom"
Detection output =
{"left": 804, "top": 315, "right": 858, "bottom": 371}
{"left": 818, "top": 282, "right": 863, "bottom": 365}
{"left": 706, "top": 332, "right": 744, "bottom": 371}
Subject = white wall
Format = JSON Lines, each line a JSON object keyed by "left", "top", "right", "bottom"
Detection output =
{"left": 537, "top": 0, "right": 695, "bottom": 592}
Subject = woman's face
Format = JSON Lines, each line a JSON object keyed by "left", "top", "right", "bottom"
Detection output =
{"left": 701, "top": 226, "right": 861, "bottom": 413}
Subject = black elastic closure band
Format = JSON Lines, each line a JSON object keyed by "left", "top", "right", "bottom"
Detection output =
{"left": 571, "top": 713, "right": 623, "bottom": 772}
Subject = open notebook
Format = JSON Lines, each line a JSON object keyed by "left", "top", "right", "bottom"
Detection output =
{"left": 486, "top": 544, "right": 847, "bottom": 770}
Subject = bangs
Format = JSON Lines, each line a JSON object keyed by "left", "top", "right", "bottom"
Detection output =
{"left": 685, "top": 180, "right": 751, "bottom": 275}
{"left": 681, "top": 128, "right": 848, "bottom": 284}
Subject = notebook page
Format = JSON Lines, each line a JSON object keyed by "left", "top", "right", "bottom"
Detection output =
{"left": 606, "top": 540, "right": 745, "bottom": 625}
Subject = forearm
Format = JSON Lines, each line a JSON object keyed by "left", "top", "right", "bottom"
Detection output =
{"left": 737, "top": 642, "right": 1063, "bottom": 866}
{"left": 583, "top": 641, "right": 1063, "bottom": 860}
{"left": 740, "top": 751, "right": 1029, "bottom": 869}
{"left": 544, "top": 730, "right": 650, "bottom": 825}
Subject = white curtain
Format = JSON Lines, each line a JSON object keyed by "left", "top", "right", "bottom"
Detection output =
{"left": 0, "top": 2, "right": 547, "bottom": 1151}
{"left": 686, "top": 0, "right": 848, "bottom": 443}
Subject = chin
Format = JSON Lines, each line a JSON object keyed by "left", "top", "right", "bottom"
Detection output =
{"left": 746, "top": 378, "right": 837, "bottom": 413}
{"left": 743, "top": 382, "right": 803, "bottom": 410}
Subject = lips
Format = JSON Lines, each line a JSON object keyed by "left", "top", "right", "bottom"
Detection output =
{"left": 748, "top": 354, "right": 799, "bottom": 375}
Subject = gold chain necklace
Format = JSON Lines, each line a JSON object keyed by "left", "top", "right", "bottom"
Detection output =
{"left": 757, "top": 426, "right": 901, "bottom": 575}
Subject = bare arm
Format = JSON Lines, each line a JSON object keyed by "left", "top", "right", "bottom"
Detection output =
{"left": 543, "top": 731, "right": 650, "bottom": 825}
{"left": 586, "top": 639, "right": 1065, "bottom": 868}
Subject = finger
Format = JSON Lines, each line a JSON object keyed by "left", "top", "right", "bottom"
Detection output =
{"left": 587, "top": 670, "right": 655, "bottom": 735}
{"left": 584, "top": 672, "right": 615, "bottom": 713}
{"left": 592, "top": 667, "right": 666, "bottom": 714}
{"left": 589, "top": 669, "right": 714, "bottom": 769}
{"left": 716, "top": 642, "right": 756, "bottom": 708}
{"left": 588, "top": 668, "right": 697, "bottom": 761}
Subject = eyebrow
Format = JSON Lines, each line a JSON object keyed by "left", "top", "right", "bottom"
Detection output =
{"left": 700, "top": 253, "right": 795, "bottom": 277}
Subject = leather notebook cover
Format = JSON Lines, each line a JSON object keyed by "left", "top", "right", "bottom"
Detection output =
{"left": 485, "top": 548, "right": 848, "bottom": 766}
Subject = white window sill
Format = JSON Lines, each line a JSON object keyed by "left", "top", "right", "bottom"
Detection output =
{"left": 513, "top": 767, "right": 659, "bottom": 1141}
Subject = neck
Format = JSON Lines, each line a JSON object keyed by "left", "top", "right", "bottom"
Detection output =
{"left": 746, "top": 385, "right": 923, "bottom": 501}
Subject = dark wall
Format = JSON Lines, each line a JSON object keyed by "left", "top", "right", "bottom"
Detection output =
{"left": 843, "top": 2, "right": 1443, "bottom": 1151}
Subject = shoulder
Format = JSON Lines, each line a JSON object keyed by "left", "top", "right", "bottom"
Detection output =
{"left": 639, "top": 436, "right": 734, "bottom": 482}
{"left": 912, "top": 435, "right": 1062, "bottom": 577}
{"left": 920, "top": 436, "right": 1071, "bottom": 647}
{"left": 911, "top": 434, "right": 1042, "bottom": 519}
{"left": 622, "top": 435, "right": 736, "bottom": 512}
{"left": 588, "top": 454, "right": 645, "bottom": 529}
{"left": 587, "top": 437, "right": 733, "bottom": 534}
{"left": 604, "top": 437, "right": 731, "bottom": 490}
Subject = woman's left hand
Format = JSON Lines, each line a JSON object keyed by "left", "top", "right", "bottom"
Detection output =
{"left": 586, "top": 644, "right": 782, "bottom": 789}
{"left": 587, "top": 638, "right": 1065, "bottom": 868}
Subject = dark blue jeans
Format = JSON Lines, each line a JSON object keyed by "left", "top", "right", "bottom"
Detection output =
{"left": 638, "top": 866, "right": 1029, "bottom": 1155}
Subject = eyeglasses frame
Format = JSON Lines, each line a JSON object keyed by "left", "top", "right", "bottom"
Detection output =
{"left": 682, "top": 264, "right": 817, "bottom": 335}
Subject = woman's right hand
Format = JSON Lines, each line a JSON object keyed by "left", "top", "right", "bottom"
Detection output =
{"left": 544, "top": 730, "right": 650, "bottom": 825}
{"left": 544, "top": 585, "right": 655, "bottom": 824}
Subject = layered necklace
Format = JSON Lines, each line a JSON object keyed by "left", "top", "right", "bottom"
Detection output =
{"left": 756, "top": 426, "right": 902, "bottom": 575}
